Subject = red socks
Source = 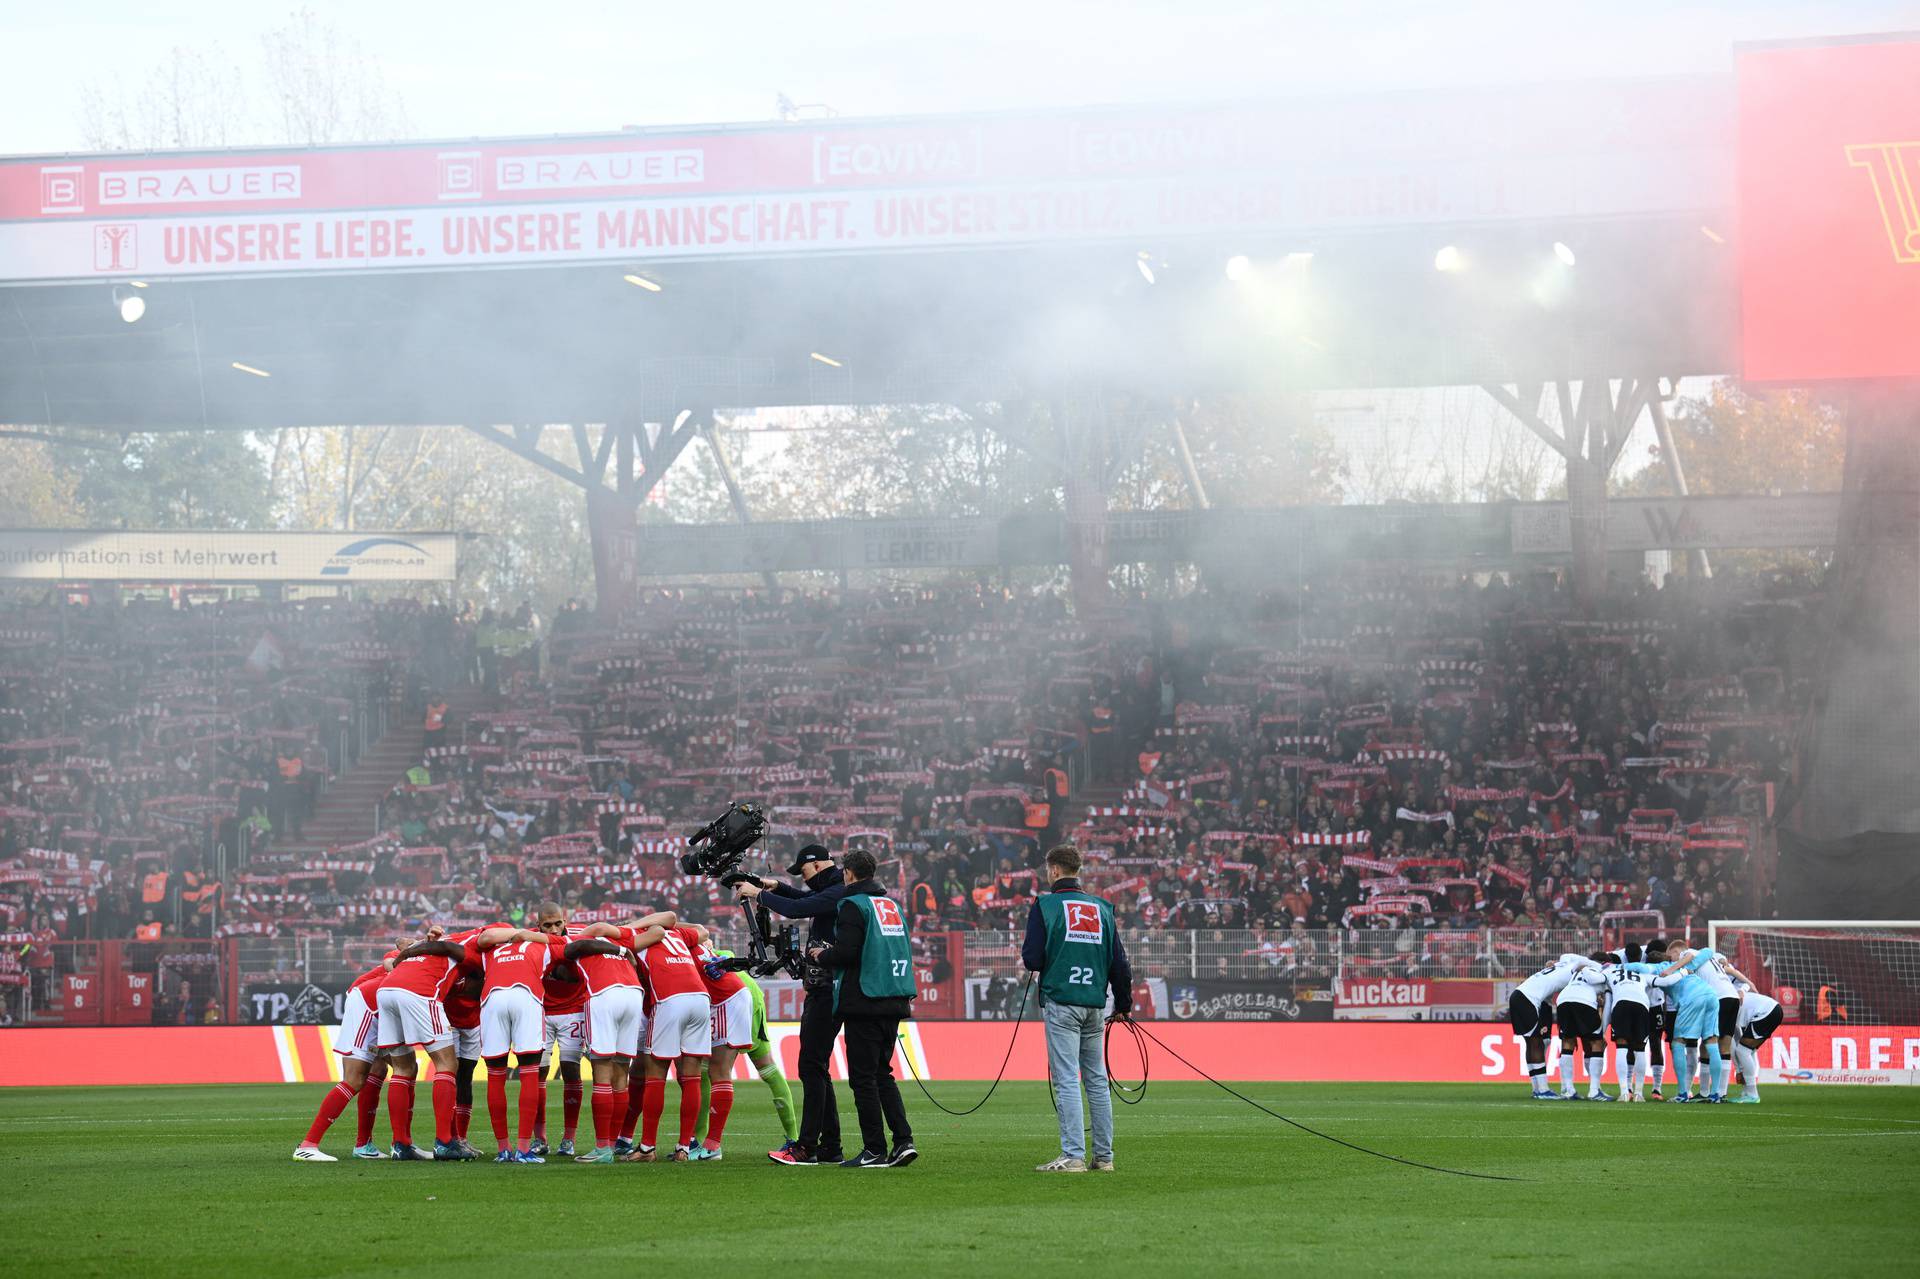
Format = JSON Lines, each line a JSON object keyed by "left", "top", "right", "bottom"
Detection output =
{"left": 677, "top": 1076, "right": 702, "bottom": 1149}
{"left": 432, "top": 1069, "right": 456, "bottom": 1145}
{"left": 517, "top": 1064, "right": 543, "bottom": 1147}
{"left": 639, "top": 1076, "right": 667, "bottom": 1148}
{"left": 302, "top": 1081, "right": 355, "bottom": 1146}
{"left": 487, "top": 1067, "right": 511, "bottom": 1149}
{"left": 706, "top": 1080, "right": 735, "bottom": 1148}
{"left": 355, "top": 1077, "right": 383, "bottom": 1146}
{"left": 621, "top": 1077, "right": 645, "bottom": 1142}
{"left": 562, "top": 1080, "right": 582, "bottom": 1142}
{"left": 386, "top": 1075, "right": 415, "bottom": 1146}
{"left": 591, "top": 1083, "right": 615, "bottom": 1148}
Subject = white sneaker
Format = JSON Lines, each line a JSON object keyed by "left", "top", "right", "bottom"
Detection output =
{"left": 1089, "top": 1156, "right": 1116, "bottom": 1172}
{"left": 293, "top": 1145, "right": 337, "bottom": 1162}
{"left": 1036, "top": 1156, "right": 1086, "bottom": 1173}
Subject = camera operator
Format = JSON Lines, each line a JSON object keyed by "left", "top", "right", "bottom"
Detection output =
{"left": 807, "top": 848, "right": 917, "bottom": 1168}
{"left": 734, "top": 843, "right": 853, "bottom": 1165}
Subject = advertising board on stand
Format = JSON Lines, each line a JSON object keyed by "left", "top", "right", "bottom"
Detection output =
{"left": 0, "top": 530, "right": 458, "bottom": 583}
{"left": 1167, "top": 981, "right": 1335, "bottom": 1021}
{"left": 1335, "top": 977, "right": 1503, "bottom": 1021}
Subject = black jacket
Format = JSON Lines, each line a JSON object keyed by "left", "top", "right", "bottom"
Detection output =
{"left": 813, "top": 879, "right": 914, "bottom": 1022}
{"left": 762, "top": 864, "right": 856, "bottom": 949}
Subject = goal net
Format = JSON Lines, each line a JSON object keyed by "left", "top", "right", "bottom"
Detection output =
{"left": 1709, "top": 920, "right": 1920, "bottom": 1025}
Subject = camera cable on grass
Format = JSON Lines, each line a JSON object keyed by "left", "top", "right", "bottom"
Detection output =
{"left": 901, "top": 974, "right": 1519, "bottom": 1181}
{"left": 1102, "top": 1016, "right": 1522, "bottom": 1182}
{"left": 900, "top": 973, "right": 1034, "bottom": 1117}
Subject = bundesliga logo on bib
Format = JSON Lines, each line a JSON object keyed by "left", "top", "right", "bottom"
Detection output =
{"left": 1064, "top": 901, "right": 1103, "bottom": 943}
{"left": 872, "top": 897, "right": 906, "bottom": 936}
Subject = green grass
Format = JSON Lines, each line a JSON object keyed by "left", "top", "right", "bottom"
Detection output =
{"left": 3, "top": 1081, "right": 1918, "bottom": 1276}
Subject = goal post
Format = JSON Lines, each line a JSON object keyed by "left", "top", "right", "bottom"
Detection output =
{"left": 1709, "top": 920, "right": 1920, "bottom": 1026}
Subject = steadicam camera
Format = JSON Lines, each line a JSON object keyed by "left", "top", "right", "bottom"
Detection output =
{"left": 679, "top": 802, "right": 766, "bottom": 881}
{"left": 681, "top": 802, "right": 810, "bottom": 981}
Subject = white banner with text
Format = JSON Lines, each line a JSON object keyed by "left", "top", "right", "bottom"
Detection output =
{"left": 0, "top": 530, "right": 458, "bottom": 582}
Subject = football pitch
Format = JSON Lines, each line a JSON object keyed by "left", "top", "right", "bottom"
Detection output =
{"left": 4, "top": 1081, "right": 1917, "bottom": 1277}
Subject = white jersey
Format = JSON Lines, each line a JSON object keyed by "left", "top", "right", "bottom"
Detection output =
{"left": 1737, "top": 990, "right": 1781, "bottom": 1034}
{"left": 1687, "top": 948, "right": 1741, "bottom": 999}
{"left": 1516, "top": 954, "right": 1595, "bottom": 1006}
{"left": 1681, "top": 941, "right": 1743, "bottom": 998}
{"left": 1556, "top": 967, "right": 1605, "bottom": 1009}
{"left": 1602, "top": 963, "right": 1651, "bottom": 1008}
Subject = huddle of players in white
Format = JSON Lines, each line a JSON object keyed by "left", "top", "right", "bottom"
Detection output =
{"left": 1508, "top": 940, "right": 1785, "bottom": 1103}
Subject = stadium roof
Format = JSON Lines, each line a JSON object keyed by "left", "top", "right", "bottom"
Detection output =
{"left": 0, "top": 76, "right": 1739, "bottom": 427}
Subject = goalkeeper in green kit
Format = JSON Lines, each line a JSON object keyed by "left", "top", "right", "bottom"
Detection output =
{"left": 688, "top": 946, "right": 799, "bottom": 1157}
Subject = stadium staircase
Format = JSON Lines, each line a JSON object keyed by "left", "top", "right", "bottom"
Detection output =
{"left": 1061, "top": 781, "right": 1129, "bottom": 833}
{"left": 276, "top": 682, "right": 495, "bottom": 855}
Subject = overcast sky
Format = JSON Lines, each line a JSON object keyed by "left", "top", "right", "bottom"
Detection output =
{"left": 5, "top": 0, "right": 1918, "bottom": 154}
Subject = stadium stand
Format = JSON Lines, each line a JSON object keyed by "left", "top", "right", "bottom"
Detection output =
{"left": 1, "top": 564, "right": 1807, "bottom": 989}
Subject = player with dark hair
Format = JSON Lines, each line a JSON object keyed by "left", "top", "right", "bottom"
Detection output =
{"left": 1601, "top": 946, "right": 1656, "bottom": 1102}
{"left": 1553, "top": 953, "right": 1611, "bottom": 1099}
{"left": 1642, "top": 940, "right": 1673, "bottom": 1100}
{"left": 444, "top": 960, "right": 488, "bottom": 1158}
{"left": 380, "top": 925, "right": 489, "bottom": 1160}
{"left": 1730, "top": 978, "right": 1784, "bottom": 1104}
{"left": 1509, "top": 953, "right": 1601, "bottom": 1099}
{"left": 293, "top": 940, "right": 403, "bottom": 1161}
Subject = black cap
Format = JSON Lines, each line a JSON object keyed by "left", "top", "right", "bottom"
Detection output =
{"left": 788, "top": 844, "right": 833, "bottom": 876}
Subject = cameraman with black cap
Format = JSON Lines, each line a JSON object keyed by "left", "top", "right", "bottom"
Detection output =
{"left": 735, "top": 843, "right": 854, "bottom": 1165}
{"left": 809, "top": 848, "right": 917, "bottom": 1168}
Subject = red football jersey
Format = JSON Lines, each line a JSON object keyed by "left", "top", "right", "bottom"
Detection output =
{"left": 443, "top": 976, "right": 481, "bottom": 1030}
{"left": 690, "top": 932, "right": 744, "bottom": 1003}
{"left": 469, "top": 933, "right": 567, "bottom": 1001}
{"left": 382, "top": 928, "right": 482, "bottom": 1004}
{"left": 541, "top": 925, "right": 590, "bottom": 1015}
{"left": 575, "top": 926, "right": 644, "bottom": 996}
{"left": 636, "top": 926, "right": 708, "bottom": 1008}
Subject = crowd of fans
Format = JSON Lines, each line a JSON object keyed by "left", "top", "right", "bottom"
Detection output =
{"left": 1, "top": 566, "right": 1811, "bottom": 1001}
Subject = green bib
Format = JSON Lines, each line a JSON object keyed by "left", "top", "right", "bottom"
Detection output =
{"left": 836, "top": 893, "right": 915, "bottom": 1013}
{"left": 1037, "top": 890, "right": 1116, "bottom": 1008}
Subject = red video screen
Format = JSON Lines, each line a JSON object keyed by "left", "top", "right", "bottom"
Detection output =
{"left": 1738, "top": 37, "right": 1920, "bottom": 382}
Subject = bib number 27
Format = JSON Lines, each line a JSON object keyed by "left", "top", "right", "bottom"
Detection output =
{"left": 891, "top": 959, "right": 910, "bottom": 977}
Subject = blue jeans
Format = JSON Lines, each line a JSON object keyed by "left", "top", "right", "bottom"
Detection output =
{"left": 1043, "top": 1001, "right": 1112, "bottom": 1162}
